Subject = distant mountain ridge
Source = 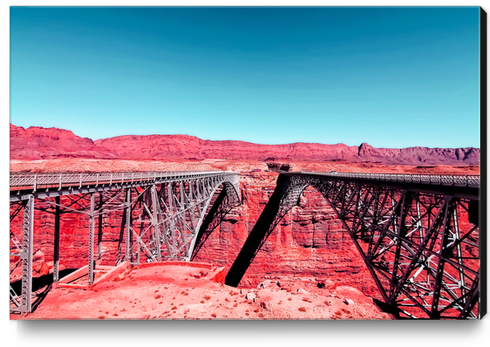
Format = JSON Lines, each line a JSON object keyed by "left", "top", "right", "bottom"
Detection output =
{"left": 9, "top": 124, "right": 480, "bottom": 165}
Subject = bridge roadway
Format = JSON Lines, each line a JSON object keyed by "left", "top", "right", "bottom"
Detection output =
{"left": 284, "top": 171, "right": 480, "bottom": 199}
{"left": 10, "top": 170, "right": 240, "bottom": 314}
{"left": 225, "top": 170, "right": 482, "bottom": 319}
{"left": 10, "top": 171, "right": 239, "bottom": 202}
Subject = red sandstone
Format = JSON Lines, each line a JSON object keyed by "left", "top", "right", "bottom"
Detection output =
{"left": 9, "top": 124, "right": 480, "bottom": 320}
{"left": 10, "top": 124, "right": 480, "bottom": 165}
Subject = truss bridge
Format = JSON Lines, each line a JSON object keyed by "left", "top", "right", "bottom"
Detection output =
{"left": 10, "top": 171, "right": 240, "bottom": 314}
{"left": 225, "top": 171, "right": 482, "bottom": 319}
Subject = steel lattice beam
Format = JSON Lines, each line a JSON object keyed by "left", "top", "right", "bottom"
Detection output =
{"left": 20, "top": 196, "right": 34, "bottom": 314}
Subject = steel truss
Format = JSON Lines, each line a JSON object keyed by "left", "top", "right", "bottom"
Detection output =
{"left": 10, "top": 171, "right": 240, "bottom": 314}
{"left": 225, "top": 173, "right": 480, "bottom": 319}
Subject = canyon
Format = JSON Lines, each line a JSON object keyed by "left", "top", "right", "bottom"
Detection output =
{"left": 9, "top": 124, "right": 480, "bottom": 319}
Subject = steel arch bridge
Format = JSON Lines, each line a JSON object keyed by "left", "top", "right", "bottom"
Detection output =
{"left": 225, "top": 171, "right": 482, "bottom": 320}
{"left": 10, "top": 171, "right": 240, "bottom": 314}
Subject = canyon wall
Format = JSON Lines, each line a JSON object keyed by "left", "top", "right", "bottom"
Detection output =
{"left": 192, "top": 180, "right": 381, "bottom": 298}
{"left": 10, "top": 124, "right": 480, "bottom": 165}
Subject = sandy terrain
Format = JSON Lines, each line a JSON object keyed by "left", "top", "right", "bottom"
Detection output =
{"left": 12, "top": 262, "right": 392, "bottom": 320}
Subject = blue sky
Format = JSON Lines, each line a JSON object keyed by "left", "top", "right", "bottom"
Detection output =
{"left": 10, "top": 7, "right": 481, "bottom": 148}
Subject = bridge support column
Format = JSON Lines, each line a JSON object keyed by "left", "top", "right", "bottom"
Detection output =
{"left": 167, "top": 182, "right": 180, "bottom": 259}
{"left": 430, "top": 197, "right": 452, "bottom": 318}
{"left": 180, "top": 181, "right": 189, "bottom": 256}
{"left": 53, "top": 196, "right": 60, "bottom": 287}
{"left": 20, "top": 195, "right": 34, "bottom": 314}
{"left": 97, "top": 192, "right": 103, "bottom": 259}
{"left": 88, "top": 193, "right": 95, "bottom": 285}
{"left": 125, "top": 188, "right": 131, "bottom": 262}
{"left": 188, "top": 180, "right": 197, "bottom": 233}
{"left": 151, "top": 185, "right": 162, "bottom": 261}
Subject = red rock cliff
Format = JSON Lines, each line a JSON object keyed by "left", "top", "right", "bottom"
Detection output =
{"left": 10, "top": 124, "right": 480, "bottom": 165}
{"left": 10, "top": 124, "right": 117, "bottom": 160}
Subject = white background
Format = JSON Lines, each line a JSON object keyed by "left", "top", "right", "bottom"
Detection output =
{"left": 4, "top": 1, "right": 489, "bottom": 345}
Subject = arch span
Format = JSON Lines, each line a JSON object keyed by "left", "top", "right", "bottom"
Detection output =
{"left": 225, "top": 173, "right": 480, "bottom": 319}
{"left": 187, "top": 180, "right": 240, "bottom": 260}
{"left": 126, "top": 173, "right": 240, "bottom": 263}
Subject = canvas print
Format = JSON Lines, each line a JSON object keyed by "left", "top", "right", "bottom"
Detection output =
{"left": 9, "top": 6, "right": 484, "bottom": 320}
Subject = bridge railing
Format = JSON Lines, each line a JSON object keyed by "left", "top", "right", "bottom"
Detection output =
{"left": 10, "top": 171, "right": 236, "bottom": 190}
{"left": 302, "top": 171, "right": 480, "bottom": 188}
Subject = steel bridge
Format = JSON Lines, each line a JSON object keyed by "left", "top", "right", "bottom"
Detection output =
{"left": 10, "top": 171, "right": 240, "bottom": 314}
{"left": 225, "top": 171, "right": 482, "bottom": 319}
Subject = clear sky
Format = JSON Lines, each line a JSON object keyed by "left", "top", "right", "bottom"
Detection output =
{"left": 10, "top": 6, "right": 481, "bottom": 148}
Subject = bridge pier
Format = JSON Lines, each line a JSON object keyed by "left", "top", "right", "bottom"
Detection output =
{"left": 88, "top": 193, "right": 95, "bottom": 285}
{"left": 20, "top": 195, "right": 34, "bottom": 314}
{"left": 97, "top": 192, "right": 103, "bottom": 259}
{"left": 53, "top": 196, "right": 60, "bottom": 287}
{"left": 125, "top": 188, "right": 131, "bottom": 262}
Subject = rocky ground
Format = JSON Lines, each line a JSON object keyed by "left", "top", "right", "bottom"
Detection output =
{"left": 12, "top": 262, "right": 392, "bottom": 320}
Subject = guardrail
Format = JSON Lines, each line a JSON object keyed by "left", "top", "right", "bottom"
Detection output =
{"left": 297, "top": 171, "right": 480, "bottom": 188}
{"left": 10, "top": 171, "right": 236, "bottom": 190}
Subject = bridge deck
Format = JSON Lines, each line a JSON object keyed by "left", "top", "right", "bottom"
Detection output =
{"left": 285, "top": 171, "right": 480, "bottom": 200}
{"left": 10, "top": 171, "right": 239, "bottom": 202}
{"left": 288, "top": 171, "right": 480, "bottom": 187}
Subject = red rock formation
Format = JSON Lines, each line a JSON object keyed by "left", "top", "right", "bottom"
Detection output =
{"left": 10, "top": 124, "right": 480, "bottom": 165}
{"left": 357, "top": 142, "right": 480, "bottom": 165}
{"left": 94, "top": 134, "right": 362, "bottom": 162}
{"left": 10, "top": 124, "right": 116, "bottom": 160}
